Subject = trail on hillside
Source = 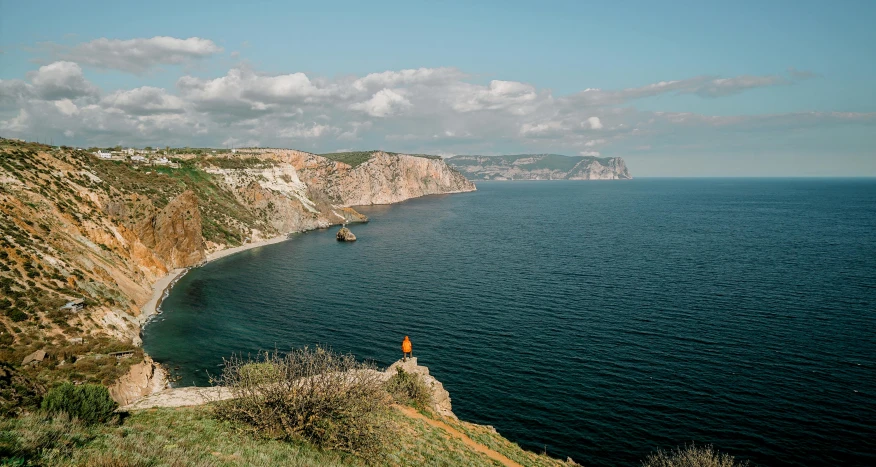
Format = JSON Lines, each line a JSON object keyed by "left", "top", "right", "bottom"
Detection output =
{"left": 395, "top": 405, "right": 523, "bottom": 467}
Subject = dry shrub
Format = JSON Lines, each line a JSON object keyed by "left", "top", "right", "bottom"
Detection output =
{"left": 642, "top": 443, "right": 749, "bottom": 467}
{"left": 384, "top": 367, "right": 431, "bottom": 409}
{"left": 211, "top": 346, "right": 394, "bottom": 460}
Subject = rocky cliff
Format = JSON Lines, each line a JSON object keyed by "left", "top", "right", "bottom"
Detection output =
{"left": 0, "top": 140, "right": 474, "bottom": 345}
{"left": 447, "top": 154, "right": 632, "bottom": 180}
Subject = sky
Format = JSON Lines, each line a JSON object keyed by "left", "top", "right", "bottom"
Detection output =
{"left": 1, "top": 0, "right": 874, "bottom": 176}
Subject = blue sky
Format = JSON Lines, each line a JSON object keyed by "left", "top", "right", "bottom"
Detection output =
{"left": 1, "top": 0, "right": 874, "bottom": 175}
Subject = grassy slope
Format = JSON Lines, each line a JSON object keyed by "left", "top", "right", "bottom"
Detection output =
{"left": 0, "top": 406, "right": 570, "bottom": 466}
{"left": 319, "top": 151, "right": 441, "bottom": 168}
{"left": 450, "top": 154, "right": 617, "bottom": 171}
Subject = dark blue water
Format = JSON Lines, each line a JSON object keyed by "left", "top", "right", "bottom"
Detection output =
{"left": 143, "top": 179, "right": 876, "bottom": 466}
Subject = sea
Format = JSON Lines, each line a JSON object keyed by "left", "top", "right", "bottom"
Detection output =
{"left": 142, "top": 179, "right": 876, "bottom": 466}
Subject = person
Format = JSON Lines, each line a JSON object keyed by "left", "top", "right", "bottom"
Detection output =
{"left": 401, "top": 336, "right": 412, "bottom": 361}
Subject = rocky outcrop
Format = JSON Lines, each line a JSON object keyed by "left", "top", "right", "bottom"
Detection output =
{"left": 336, "top": 227, "right": 356, "bottom": 242}
{"left": 109, "top": 355, "right": 168, "bottom": 406}
{"left": 448, "top": 154, "right": 632, "bottom": 180}
{"left": 133, "top": 190, "right": 206, "bottom": 269}
{"left": 120, "top": 357, "right": 455, "bottom": 420}
{"left": 387, "top": 357, "right": 456, "bottom": 419}
{"left": 271, "top": 150, "right": 476, "bottom": 206}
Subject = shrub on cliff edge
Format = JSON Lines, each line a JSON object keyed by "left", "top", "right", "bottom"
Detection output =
{"left": 41, "top": 382, "right": 117, "bottom": 425}
{"left": 385, "top": 367, "right": 431, "bottom": 409}
{"left": 642, "top": 443, "right": 749, "bottom": 467}
{"left": 212, "top": 346, "right": 395, "bottom": 461}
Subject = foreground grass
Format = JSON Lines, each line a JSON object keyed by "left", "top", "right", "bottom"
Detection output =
{"left": 1, "top": 405, "right": 570, "bottom": 466}
{"left": 1, "top": 408, "right": 353, "bottom": 466}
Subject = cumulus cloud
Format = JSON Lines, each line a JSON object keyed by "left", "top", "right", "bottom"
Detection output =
{"left": 350, "top": 88, "right": 411, "bottom": 117}
{"left": 278, "top": 123, "right": 337, "bottom": 139}
{"left": 51, "top": 36, "right": 223, "bottom": 73}
{"left": 102, "top": 86, "right": 185, "bottom": 115}
{"left": 580, "top": 150, "right": 601, "bottom": 156}
{"left": 452, "top": 80, "right": 539, "bottom": 113}
{"left": 29, "top": 61, "right": 98, "bottom": 100}
{"left": 0, "top": 61, "right": 868, "bottom": 159}
{"left": 586, "top": 117, "right": 603, "bottom": 129}
{"left": 351, "top": 67, "right": 464, "bottom": 92}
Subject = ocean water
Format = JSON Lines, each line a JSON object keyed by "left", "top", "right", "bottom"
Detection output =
{"left": 143, "top": 179, "right": 876, "bottom": 466}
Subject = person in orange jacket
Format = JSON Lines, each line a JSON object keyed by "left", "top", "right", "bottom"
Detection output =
{"left": 402, "top": 336, "right": 412, "bottom": 361}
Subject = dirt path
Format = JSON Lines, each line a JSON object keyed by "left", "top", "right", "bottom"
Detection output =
{"left": 395, "top": 405, "right": 523, "bottom": 467}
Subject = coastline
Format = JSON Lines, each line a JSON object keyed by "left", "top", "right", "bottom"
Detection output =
{"left": 137, "top": 233, "right": 295, "bottom": 328}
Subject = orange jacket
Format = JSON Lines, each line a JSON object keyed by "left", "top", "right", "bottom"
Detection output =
{"left": 401, "top": 337, "right": 412, "bottom": 353}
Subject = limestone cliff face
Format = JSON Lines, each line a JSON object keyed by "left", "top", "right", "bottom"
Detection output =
{"left": 332, "top": 152, "right": 476, "bottom": 206}
{"left": 448, "top": 154, "right": 632, "bottom": 180}
{"left": 274, "top": 150, "right": 476, "bottom": 206}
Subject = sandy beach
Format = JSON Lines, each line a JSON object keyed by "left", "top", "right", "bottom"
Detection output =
{"left": 138, "top": 233, "right": 294, "bottom": 326}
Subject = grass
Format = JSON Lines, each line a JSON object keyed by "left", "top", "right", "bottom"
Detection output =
{"left": 0, "top": 408, "right": 354, "bottom": 467}
{"left": 0, "top": 405, "right": 574, "bottom": 467}
{"left": 421, "top": 410, "right": 571, "bottom": 466}
{"left": 319, "top": 151, "right": 441, "bottom": 168}
{"left": 319, "top": 151, "right": 377, "bottom": 168}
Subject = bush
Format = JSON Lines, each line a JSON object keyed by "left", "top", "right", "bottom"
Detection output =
{"left": 642, "top": 443, "right": 749, "bottom": 467}
{"left": 212, "top": 346, "right": 394, "bottom": 460}
{"left": 385, "top": 367, "right": 431, "bottom": 409}
{"left": 41, "top": 382, "right": 117, "bottom": 425}
{"left": 6, "top": 309, "right": 28, "bottom": 322}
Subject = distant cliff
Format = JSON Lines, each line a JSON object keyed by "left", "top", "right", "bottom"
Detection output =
{"left": 0, "top": 141, "right": 474, "bottom": 343}
{"left": 447, "top": 154, "right": 632, "bottom": 180}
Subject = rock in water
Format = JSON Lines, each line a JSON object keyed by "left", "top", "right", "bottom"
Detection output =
{"left": 336, "top": 227, "right": 356, "bottom": 242}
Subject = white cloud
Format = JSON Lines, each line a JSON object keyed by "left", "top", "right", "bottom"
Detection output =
{"left": 52, "top": 36, "right": 223, "bottom": 73}
{"left": 54, "top": 99, "right": 78, "bottom": 116}
{"left": 350, "top": 88, "right": 411, "bottom": 117}
{"left": 278, "top": 123, "right": 337, "bottom": 139}
{"left": 352, "top": 67, "right": 464, "bottom": 91}
{"left": 29, "top": 61, "right": 97, "bottom": 100}
{"left": 0, "top": 61, "right": 867, "bottom": 162}
{"left": 452, "top": 80, "right": 539, "bottom": 113}
{"left": 580, "top": 150, "right": 601, "bottom": 156}
{"left": 102, "top": 86, "right": 185, "bottom": 115}
{"left": 586, "top": 117, "right": 603, "bottom": 130}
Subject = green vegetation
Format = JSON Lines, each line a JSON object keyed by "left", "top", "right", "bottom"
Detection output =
{"left": 0, "top": 408, "right": 354, "bottom": 467}
{"left": 204, "top": 157, "right": 276, "bottom": 170}
{"left": 41, "top": 382, "right": 117, "bottom": 424}
{"left": 384, "top": 367, "right": 431, "bottom": 409}
{"left": 641, "top": 443, "right": 750, "bottom": 467}
{"left": 319, "top": 151, "right": 377, "bottom": 167}
{"left": 88, "top": 156, "right": 264, "bottom": 246}
{"left": 212, "top": 347, "right": 393, "bottom": 461}
{"left": 0, "top": 332, "right": 142, "bottom": 389}
{"left": 319, "top": 151, "right": 441, "bottom": 168}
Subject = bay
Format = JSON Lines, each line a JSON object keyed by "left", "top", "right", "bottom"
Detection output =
{"left": 143, "top": 179, "right": 876, "bottom": 466}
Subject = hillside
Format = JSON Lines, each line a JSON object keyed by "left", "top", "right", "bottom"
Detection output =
{"left": 447, "top": 154, "right": 632, "bottom": 180}
{"left": 0, "top": 139, "right": 473, "bottom": 361}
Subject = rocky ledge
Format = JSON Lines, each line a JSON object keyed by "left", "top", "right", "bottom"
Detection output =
{"left": 120, "top": 357, "right": 454, "bottom": 419}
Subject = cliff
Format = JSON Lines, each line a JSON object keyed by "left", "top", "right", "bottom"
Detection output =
{"left": 0, "top": 140, "right": 474, "bottom": 345}
{"left": 447, "top": 154, "right": 632, "bottom": 180}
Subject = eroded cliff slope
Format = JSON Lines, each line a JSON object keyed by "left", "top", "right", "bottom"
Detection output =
{"left": 448, "top": 154, "right": 632, "bottom": 180}
{"left": 0, "top": 141, "right": 474, "bottom": 345}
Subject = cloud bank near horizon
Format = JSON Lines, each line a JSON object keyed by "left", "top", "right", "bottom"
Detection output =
{"left": 1, "top": 36, "right": 874, "bottom": 169}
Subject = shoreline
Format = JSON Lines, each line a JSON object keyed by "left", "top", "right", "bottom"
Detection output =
{"left": 137, "top": 232, "right": 296, "bottom": 328}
